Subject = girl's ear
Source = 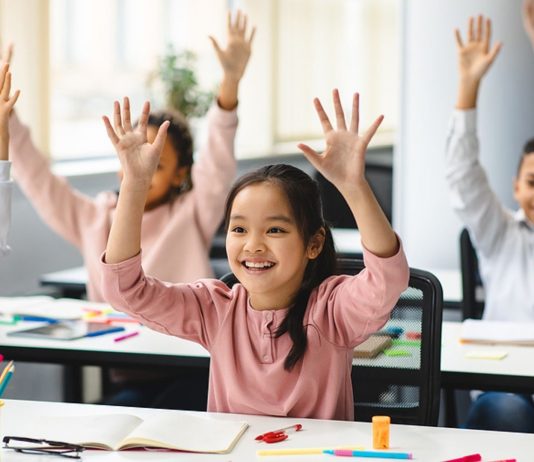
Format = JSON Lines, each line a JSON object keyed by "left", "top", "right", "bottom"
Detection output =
{"left": 307, "top": 227, "right": 326, "bottom": 260}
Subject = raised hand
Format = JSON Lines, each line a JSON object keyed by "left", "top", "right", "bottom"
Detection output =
{"left": 523, "top": 0, "right": 534, "bottom": 50}
{"left": 455, "top": 16, "right": 501, "bottom": 109}
{"left": 209, "top": 10, "right": 255, "bottom": 109}
{"left": 0, "top": 63, "right": 20, "bottom": 161}
{"left": 210, "top": 10, "right": 255, "bottom": 83}
{"left": 102, "top": 97, "right": 169, "bottom": 189}
{"left": 298, "top": 89, "right": 383, "bottom": 195}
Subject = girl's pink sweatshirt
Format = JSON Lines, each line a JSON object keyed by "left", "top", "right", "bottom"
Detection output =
{"left": 100, "top": 244, "right": 409, "bottom": 421}
{"left": 9, "top": 105, "right": 237, "bottom": 301}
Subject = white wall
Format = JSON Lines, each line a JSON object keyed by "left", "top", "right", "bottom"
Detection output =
{"left": 396, "top": 0, "right": 534, "bottom": 270}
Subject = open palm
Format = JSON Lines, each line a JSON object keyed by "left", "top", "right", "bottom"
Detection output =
{"left": 103, "top": 98, "right": 169, "bottom": 186}
{"left": 298, "top": 90, "right": 383, "bottom": 192}
{"left": 455, "top": 16, "right": 501, "bottom": 83}
{"left": 209, "top": 10, "right": 255, "bottom": 82}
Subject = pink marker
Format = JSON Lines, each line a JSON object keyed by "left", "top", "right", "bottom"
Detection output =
{"left": 113, "top": 331, "right": 140, "bottom": 342}
{"left": 442, "top": 455, "right": 482, "bottom": 462}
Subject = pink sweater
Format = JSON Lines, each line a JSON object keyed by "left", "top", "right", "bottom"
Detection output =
{"left": 9, "top": 106, "right": 237, "bottom": 301}
{"left": 101, "top": 245, "right": 409, "bottom": 420}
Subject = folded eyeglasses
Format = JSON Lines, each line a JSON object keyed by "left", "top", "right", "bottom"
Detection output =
{"left": 3, "top": 436, "right": 84, "bottom": 459}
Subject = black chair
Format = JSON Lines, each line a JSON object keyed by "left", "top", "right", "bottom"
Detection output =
{"left": 220, "top": 258, "right": 443, "bottom": 426}
{"left": 459, "top": 228, "right": 484, "bottom": 320}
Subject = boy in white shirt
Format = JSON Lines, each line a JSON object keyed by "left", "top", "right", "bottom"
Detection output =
{"left": 446, "top": 13, "right": 534, "bottom": 432}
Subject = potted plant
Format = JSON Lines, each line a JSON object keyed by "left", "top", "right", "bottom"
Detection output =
{"left": 148, "top": 45, "right": 214, "bottom": 118}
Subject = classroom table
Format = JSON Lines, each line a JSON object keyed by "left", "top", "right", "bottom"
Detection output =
{"left": 2, "top": 398, "right": 533, "bottom": 461}
{"left": 2, "top": 303, "right": 533, "bottom": 397}
{"left": 441, "top": 321, "right": 534, "bottom": 392}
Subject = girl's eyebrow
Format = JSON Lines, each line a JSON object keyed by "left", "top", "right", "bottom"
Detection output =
{"left": 229, "top": 214, "right": 293, "bottom": 223}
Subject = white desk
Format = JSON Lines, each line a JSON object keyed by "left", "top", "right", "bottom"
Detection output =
{"left": 3, "top": 399, "right": 533, "bottom": 461}
{"left": 441, "top": 321, "right": 534, "bottom": 392}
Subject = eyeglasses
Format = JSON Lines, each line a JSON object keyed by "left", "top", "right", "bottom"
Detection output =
{"left": 3, "top": 436, "right": 84, "bottom": 459}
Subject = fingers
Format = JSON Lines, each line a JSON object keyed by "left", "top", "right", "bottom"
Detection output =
{"left": 454, "top": 29, "right": 464, "bottom": 49}
{"left": 248, "top": 27, "right": 256, "bottom": 45}
{"left": 152, "top": 120, "right": 170, "bottom": 153}
{"left": 1, "top": 44, "right": 13, "bottom": 65}
{"left": 361, "top": 114, "right": 384, "bottom": 146}
{"left": 350, "top": 93, "right": 360, "bottom": 133}
{"left": 137, "top": 101, "right": 150, "bottom": 132}
{"left": 313, "top": 97, "right": 333, "bottom": 134}
{"left": 113, "top": 101, "right": 125, "bottom": 136}
{"left": 0, "top": 64, "right": 8, "bottom": 94}
{"left": 102, "top": 116, "right": 119, "bottom": 146}
{"left": 482, "top": 17, "right": 491, "bottom": 53}
{"left": 476, "top": 15, "right": 483, "bottom": 42}
{"left": 487, "top": 41, "right": 502, "bottom": 65}
{"left": 1, "top": 71, "right": 11, "bottom": 101}
{"left": 297, "top": 143, "right": 321, "bottom": 169}
{"left": 123, "top": 97, "right": 132, "bottom": 131}
{"left": 8, "top": 89, "right": 20, "bottom": 110}
{"left": 468, "top": 16, "right": 474, "bottom": 42}
{"left": 332, "top": 89, "right": 346, "bottom": 131}
{"left": 208, "top": 36, "right": 222, "bottom": 56}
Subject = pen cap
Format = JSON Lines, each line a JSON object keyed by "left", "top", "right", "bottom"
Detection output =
{"left": 372, "top": 415, "right": 390, "bottom": 449}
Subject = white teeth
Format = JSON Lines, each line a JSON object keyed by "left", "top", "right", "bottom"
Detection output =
{"left": 244, "top": 261, "right": 274, "bottom": 269}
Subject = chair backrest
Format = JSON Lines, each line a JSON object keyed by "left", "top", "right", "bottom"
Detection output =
{"left": 459, "top": 228, "right": 484, "bottom": 320}
{"left": 340, "top": 259, "right": 442, "bottom": 426}
{"left": 220, "top": 257, "right": 443, "bottom": 426}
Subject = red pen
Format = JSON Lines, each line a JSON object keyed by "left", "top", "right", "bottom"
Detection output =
{"left": 255, "top": 424, "right": 302, "bottom": 443}
{"left": 442, "top": 455, "right": 482, "bottom": 462}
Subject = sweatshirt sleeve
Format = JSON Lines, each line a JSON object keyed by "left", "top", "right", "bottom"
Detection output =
{"left": 444, "top": 109, "right": 511, "bottom": 258}
{"left": 100, "top": 251, "right": 230, "bottom": 350}
{"left": 0, "top": 161, "right": 12, "bottom": 255}
{"left": 190, "top": 104, "right": 238, "bottom": 244}
{"left": 8, "top": 113, "right": 101, "bottom": 249}
{"left": 310, "top": 238, "right": 409, "bottom": 348}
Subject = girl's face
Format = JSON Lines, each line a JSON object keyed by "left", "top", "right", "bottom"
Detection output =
{"left": 117, "top": 125, "right": 188, "bottom": 211}
{"left": 226, "top": 182, "right": 323, "bottom": 310}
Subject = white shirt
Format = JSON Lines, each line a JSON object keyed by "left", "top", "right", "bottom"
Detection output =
{"left": 0, "top": 160, "right": 11, "bottom": 256}
{"left": 445, "top": 109, "right": 534, "bottom": 321}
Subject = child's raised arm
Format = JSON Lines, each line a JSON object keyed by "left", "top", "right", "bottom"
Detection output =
{"left": 298, "top": 89, "right": 397, "bottom": 258}
{"left": 103, "top": 98, "right": 169, "bottom": 264}
{"left": 0, "top": 63, "right": 20, "bottom": 161}
{"left": 455, "top": 16, "right": 501, "bottom": 109}
{"left": 209, "top": 10, "right": 255, "bottom": 110}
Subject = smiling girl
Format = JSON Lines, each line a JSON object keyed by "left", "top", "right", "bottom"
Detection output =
{"left": 101, "top": 89, "right": 409, "bottom": 420}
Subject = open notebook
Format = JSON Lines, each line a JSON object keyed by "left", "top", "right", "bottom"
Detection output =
{"left": 461, "top": 319, "right": 534, "bottom": 346}
{"left": 21, "top": 412, "right": 249, "bottom": 453}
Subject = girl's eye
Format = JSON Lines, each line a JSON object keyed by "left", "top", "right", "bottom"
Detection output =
{"left": 231, "top": 226, "right": 245, "bottom": 233}
{"left": 528, "top": 180, "right": 534, "bottom": 187}
{"left": 268, "top": 227, "right": 285, "bottom": 234}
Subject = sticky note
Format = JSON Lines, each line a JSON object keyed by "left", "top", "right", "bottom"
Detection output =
{"left": 465, "top": 350, "right": 508, "bottom": 360}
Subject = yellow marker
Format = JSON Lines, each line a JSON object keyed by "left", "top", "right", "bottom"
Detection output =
{"left": 372, "top": 415, "right": 390, "bottom": 449}
{"left": 257, "top": 446, "right": 364, "bottom": 456}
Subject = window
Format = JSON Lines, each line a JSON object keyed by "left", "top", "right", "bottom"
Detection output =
{"left": 46, "top": 0, "right": 398, "bottom": 160}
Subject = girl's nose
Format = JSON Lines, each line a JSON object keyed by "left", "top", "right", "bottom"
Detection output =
{"left": 243, "top": 234, "right": 266, "bottom": 253}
